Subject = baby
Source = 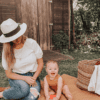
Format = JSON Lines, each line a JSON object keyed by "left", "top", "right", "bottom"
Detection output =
{"left": 44, "top": 60, "right": 73, "bottom": 100}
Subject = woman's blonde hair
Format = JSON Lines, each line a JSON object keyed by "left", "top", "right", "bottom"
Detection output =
{"left": 3, "top": 35, "right": 27, "bottom": 70}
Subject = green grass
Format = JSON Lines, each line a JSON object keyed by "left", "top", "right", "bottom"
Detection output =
{"left": 39, "top": 50, "right": 100, "bottom": 79}
{"left": 0, "top": 51, "right": 100, "bottom": 100}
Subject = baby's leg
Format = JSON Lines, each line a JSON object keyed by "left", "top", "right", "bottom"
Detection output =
{"left": 49, "top": 90, "right": 55, "bottom": 95}
{"left": 62, "top": 85, "right": 73, "bottom": 100}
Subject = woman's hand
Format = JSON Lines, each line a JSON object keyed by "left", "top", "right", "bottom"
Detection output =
{"left": 24, "top": 76, "right": 36, "bottom": 86}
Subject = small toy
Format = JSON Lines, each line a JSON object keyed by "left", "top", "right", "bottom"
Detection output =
{"left": 50, "top": 95, "right": 56, "bottom": 99}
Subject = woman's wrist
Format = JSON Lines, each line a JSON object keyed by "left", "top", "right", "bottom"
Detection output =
{"left": 22, "top": 76, "right": 28, "bottom": 81}
{"left": 32, "top": 77, "right": 37, "bottom": 81}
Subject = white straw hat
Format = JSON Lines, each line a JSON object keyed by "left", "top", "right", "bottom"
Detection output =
{"left": 0, "top": 18, "right": 27, "bottom": 43}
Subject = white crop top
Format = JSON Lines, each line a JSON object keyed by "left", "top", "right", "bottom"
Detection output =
{"left": 2, "top": 38, "right": 43, "bottom": 73}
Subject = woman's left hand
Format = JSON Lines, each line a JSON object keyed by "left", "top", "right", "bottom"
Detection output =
{"left": 30, "top": 77, "right": 37, "bottom": 87}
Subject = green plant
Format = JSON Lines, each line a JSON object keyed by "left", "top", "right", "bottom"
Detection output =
{"left": 52, "top": 31, "right": 69, "bottom": 50}
{"left": 76, "top": 32, "right": 100, "bottom": 53}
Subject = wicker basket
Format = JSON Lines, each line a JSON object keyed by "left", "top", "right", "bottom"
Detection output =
{"left": 76, "top": 60, "right": 97, "bottom": 90}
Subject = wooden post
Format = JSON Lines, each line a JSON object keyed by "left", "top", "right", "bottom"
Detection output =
{"left": 68, "top": 0, "right": 70, "bottom": 49}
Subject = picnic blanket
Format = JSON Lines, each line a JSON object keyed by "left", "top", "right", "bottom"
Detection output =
{"left": 38, "top": 74, "right": 100, "bottom": 100}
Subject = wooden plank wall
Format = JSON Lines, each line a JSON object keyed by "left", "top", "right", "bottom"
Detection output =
{"left": 0, "top": 0, "right": 16, "bottom": 23}
{"left": 52, "top": 0, "right": 69, "bottom": 34}
{"left": 0, "top": 0, "right": 16, "bottom": 58}
{"left": 0, "top": 0, "right": 70, "bottom": 58}
{"left": 17, "top": 0, "right": 53, "bottom": 50}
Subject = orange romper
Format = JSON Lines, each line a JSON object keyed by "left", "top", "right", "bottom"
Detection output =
{"left": 46, "top": 74, "right": 64, "bottom": 93}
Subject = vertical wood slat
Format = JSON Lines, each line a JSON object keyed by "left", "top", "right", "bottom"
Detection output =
{"left": 20, "top": 0, "right": 28, "bottom": 36}
{"left": 38, "top": 0, "right": 43, "bottom": 50}
{"left": 37, "top": 0, "right": 40, "bottom": 44}
{"left": 68, "top": 0, "right": 70, "bottom": 49}
{"left": 33, "top": 0, "right": 38, "bottom": 41}
{"left": 43, "top": 0, "right": 47, "bottom": 50}
{"left": 49, "top": 0, "right": 53, "bottom": 50}
{"left": 47, "top": 0, "right": 51, "bottom": 50}
{"left": 20, "top": 0, "right": 38, "bottom": 41}
{"left": 15, "top": 0, "right": 22, "bottom": 23}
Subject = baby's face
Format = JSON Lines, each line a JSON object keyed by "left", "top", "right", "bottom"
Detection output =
{"left": 46, "top": 63, "right": 59, "bottom": 78}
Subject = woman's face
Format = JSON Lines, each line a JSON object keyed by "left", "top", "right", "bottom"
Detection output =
{"left": 12, "top": 36, "right": 22, "bottom": 44}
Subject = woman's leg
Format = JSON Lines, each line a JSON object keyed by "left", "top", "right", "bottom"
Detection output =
{"left": 3, "top": 79, "right": 30, "bottom": 99}
{"left": 22, "top": 77, "right": 41, "bottom": 100}
{"left": 62, "top": 85, "right": 73, "bottom": 100}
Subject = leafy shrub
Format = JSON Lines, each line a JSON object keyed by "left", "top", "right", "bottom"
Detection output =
{"left": 76, "top": 32, "right": 100, "bottom": 52}
{"left": 52, "top": 31, "right": 69, "bottom": 51}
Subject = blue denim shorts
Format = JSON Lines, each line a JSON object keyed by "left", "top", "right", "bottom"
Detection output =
{"left": 3, "top": 72, "right": 41, "bottom": 100}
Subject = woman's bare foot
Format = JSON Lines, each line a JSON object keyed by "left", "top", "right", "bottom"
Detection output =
{"left": 0, "top": 92, "right": 3, "bottom": 98}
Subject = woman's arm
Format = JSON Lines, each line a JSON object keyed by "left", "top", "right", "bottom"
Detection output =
{"left": 44, "top": 77, "right": 50, "bottom": 100}
{"left": 5, "top": 70, "right": 35, "bottom": 85}
{"left": 5, "top": 58, "right": 43, "bottom": 85}
{"left": 32, "top": 58, "right": 44, "bottom": 80}
{"left": 56, "top": 76, "right": 63, "bottom": 99}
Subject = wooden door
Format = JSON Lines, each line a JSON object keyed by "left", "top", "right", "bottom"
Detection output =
{"left": 16, "top": 0, "right": 53, "bottom": 50}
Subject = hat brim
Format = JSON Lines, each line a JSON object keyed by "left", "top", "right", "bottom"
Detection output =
{"left": 0, "top": 23, "right": 27, "bottom": 43}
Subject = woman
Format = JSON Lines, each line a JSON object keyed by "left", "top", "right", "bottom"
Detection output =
{"left": 0, "top": 18, "right": 44, "bottom": 100}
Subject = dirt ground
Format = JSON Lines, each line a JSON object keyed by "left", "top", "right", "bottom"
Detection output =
{"left": 43, "top": 50, "right": 74, "bottom": 63}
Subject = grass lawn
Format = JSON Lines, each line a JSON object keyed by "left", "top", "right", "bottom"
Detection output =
{"left": 39, "top": 50, "right": 100, "bottom": 80}
{"left": 0, "top": 50, "right": 100, "bottom": 100}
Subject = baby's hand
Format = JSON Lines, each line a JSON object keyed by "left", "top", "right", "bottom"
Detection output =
{"left": 53, "top": 97, "right": 59, "bottom": 100}
{"left": 46, "top": 95, "right": 50, "bottom": 100}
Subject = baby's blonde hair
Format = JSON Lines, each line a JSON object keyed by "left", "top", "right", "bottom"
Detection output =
{"left": 45, "top": 60, "right": 58, "bottom": 68}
